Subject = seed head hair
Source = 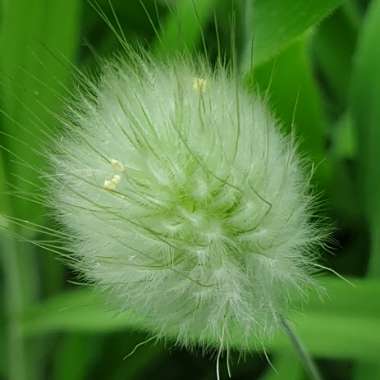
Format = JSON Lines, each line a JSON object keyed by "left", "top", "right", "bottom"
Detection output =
{"left": 50, "top": 50, "right": 325, "bottom": 351}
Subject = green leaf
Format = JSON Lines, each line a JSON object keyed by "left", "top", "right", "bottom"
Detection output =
{"left": 259, "top": 352, "right": 303, "bottom": 380}
{"left": 21, "top": 277, "right": 380, "bottom": 360}
{"left": 246, "top": 0, "right": 344, "bottom": 67}
{"left": 0, "top": 2, "right": 81, "bottom": 379}
{"left": 108, "top": 337, "right": 163, "bottom": 380}
{"left": 312, "top": 8, "right": 357, "bottom": 112}
{"left": 350, "top": 0, "right": 380, "bottom": 376}
{"left": 331, "top": 113, "right": 356, "bottom": 160}
{"left": 0, "top": 0, "right": 81, "bottom": 223}
{"left": 0, "top": 324, "right": 6, "bottom": 378}
{"left": 250, "top": 37, "right": 328, "bottom": 178}
{"left": 153, "top": 0, "right": 218, "bottom": 55}
{"left": 21, "top": 289, "right": 148, "bottom": 334}
{"left": 0, "top": 150, "right": 11, "bottom": 216}
{"left": 350, "top": 0, "right": 380, "bottom": 275}
{"left": 53, "top": 335, "right": 102, "bottom": 380}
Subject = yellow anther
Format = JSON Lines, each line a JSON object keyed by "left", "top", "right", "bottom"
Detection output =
{"left": 110, "top": 159, "right": 125, "bottom": 172}
{"left": 103, "top": 179, "right": 116, "bottom": 191}
{"left": 192, "top": 78, "right": 207, "bottom": 94}
{"left": 111, "top": 174, "right": 121, "bottom": 185}
{"left": 103, "top": 175, "right": 121, "bottom": 191}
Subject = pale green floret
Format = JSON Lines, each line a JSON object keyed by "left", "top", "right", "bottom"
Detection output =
{"left": 51, "top": 55, "right": 322, "bottom": 350}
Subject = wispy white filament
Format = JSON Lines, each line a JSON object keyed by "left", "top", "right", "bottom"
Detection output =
{"left": 51, "top": 53, "right": 323, "bottom": 350}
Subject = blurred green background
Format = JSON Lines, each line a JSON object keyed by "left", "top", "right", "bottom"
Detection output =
{"left": 0, "top": 0, "right": 380, "bottom": 379}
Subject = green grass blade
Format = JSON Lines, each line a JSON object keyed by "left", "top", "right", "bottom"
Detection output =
{"left": 0, "top": 235, "right": 28, "bottom": 380}
{"left": 0, "top": 1, "right": 81, "bottom": 379}
{"left": 1, "top": 130, "right": 29, "bottom": 380}
{"left": 249, "top": 38, "right": 328, "bottom": 179}
{"left": 259, "top": 352, "right": 303, "bottom": 380}
{"left": 0, "top": 0, "right": 81, "bottom": 223}
{"left": 245, "top": 0, "right": 344, "bottom": 67}
{"left": 153, "top": 0, "right": 218, "bottom": 55}
{"left": 53, "top": 335, "right": 101, "bottom": 380}
{"left": 350, "top": 0, "right": 380, "bottom": 377}
{"left": 312, "top": 8, "right": 357, "bottom": 112}
{"left": 350, "top": 0, "right": 380, "bottom": 275}
{"left": 20, "top": 277, "right": 380, "bottom": 360}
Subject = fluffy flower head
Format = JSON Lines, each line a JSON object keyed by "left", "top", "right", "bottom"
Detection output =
{"left": 53, "top": 54, "right": 322, "bottom": 349}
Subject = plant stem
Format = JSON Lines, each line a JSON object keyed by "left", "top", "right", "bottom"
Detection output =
{"left": 279, "top": 314, "right": 323, "bottom": 380}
